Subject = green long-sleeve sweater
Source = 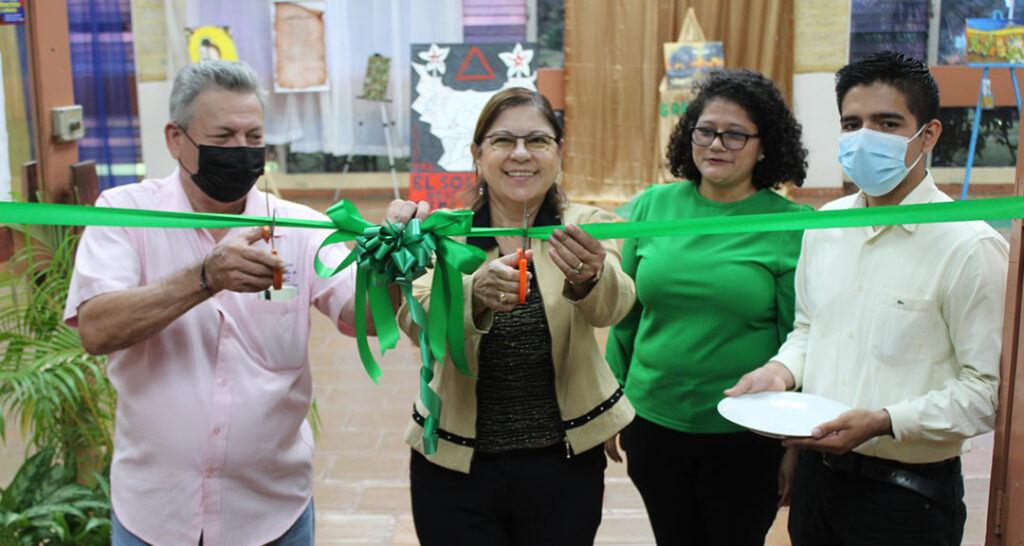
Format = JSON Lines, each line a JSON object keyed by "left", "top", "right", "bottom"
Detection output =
{"left": 606, "top": 181, "right": 810, "bottom": 433}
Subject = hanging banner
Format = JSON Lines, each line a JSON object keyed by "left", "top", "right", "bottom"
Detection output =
{"left": 133, "top": 0, "right": 169, "bottom": 81}
{"left": 409, "top": 42, "right": 537, "bottom": 210}
{"left": 794, "top": 0, "right": 849, "bottom": 73}
{"left": 0, "top": 0, "right": 24, "bottom": 25}
{"left": 271, "top": 1, "right": 328, "bottom": 92}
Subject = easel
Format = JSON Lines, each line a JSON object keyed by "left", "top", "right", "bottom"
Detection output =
{"left": 959, "top": 62, "right": 1022, "bottom": 200}
{"left": 332, "top": 97, "right": 402, "bottom": 202}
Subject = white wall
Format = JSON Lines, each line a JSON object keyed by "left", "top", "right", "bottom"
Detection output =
{"left": 137, "top": 80, "right": 177, "bottom": 179}
{"left": 793, "top": 72, "right": 843, "bottom": 188}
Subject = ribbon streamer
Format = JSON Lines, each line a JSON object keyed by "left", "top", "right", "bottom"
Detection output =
{"left": 3, "top": 195, "right": 1023, "bottom": 452}
{"left": 310, "top": 201, "right": 486, "bottom": 452}
{"left": 4, "top": 195, "right": 1022, "bottom": 239}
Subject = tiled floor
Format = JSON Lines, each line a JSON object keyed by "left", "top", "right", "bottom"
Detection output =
{"left": 0, "top": 186, "right": 1003, "bottom": 545}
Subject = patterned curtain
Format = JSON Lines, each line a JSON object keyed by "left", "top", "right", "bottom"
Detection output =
{"left": 67, "top": 0, "right": 142, "bottom": 190}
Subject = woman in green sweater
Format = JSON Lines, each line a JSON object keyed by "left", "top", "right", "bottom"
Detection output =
{"left": 606, "top": 69, "right": 810, "bottom": 545}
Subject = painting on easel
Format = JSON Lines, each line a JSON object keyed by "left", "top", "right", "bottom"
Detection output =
{"left": 664, "top": 41, "right": 724, "bottom": 90}
{"left": 967, "top": 17, "right": 1024, "bottom": 64}
{"left": 362, "top": 54, "right": 391, "bottom": 102}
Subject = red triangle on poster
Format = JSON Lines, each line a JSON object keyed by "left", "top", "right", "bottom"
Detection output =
{"left": 455, "top": 46, "right": 495, "bottom": 81}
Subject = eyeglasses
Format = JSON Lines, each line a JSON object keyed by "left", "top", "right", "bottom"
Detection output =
{"left": 691, "top": 126, "right": 760, "bottom": 151}
{"left": 484, "top": 132, "right": 558, "bottom": 153}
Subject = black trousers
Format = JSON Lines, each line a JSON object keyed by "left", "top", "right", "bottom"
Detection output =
{"left": 409, "top": 444, "right": 606, "bottom": 546}
{"left": 620, "top": 416, "right": 784, "bottom": 546}
{"left": 788, "top": 450, "right": 966, "bottom": 546}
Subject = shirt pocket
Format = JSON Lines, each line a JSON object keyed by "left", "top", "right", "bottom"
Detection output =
{"left": 241, "top": 296, "right": 305, "bottom": 371}
{"left": 868, "top": 292, "right": 944, "bottom": 367}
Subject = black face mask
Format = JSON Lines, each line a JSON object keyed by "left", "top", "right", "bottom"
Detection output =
{"left": 178, "top": 127, "right": 265, "bottom": 203}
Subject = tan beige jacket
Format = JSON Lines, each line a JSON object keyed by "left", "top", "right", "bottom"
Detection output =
{"left": 397, "top": 203, "right": 636, "bottom": 473}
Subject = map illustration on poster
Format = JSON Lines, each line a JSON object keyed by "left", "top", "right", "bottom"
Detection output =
{"left": 409, "top": 42, "right": 537, "bottom": 209}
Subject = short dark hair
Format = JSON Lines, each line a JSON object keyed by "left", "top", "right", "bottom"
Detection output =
{"left": 466, "top": 87, "right": 567, "bottom": 212}
{"left": 472, "top": 87, "right": 563, "bottom": 146}
{"left": 667, "top": 69, "right": 807, "bottom": 189}
{"left": 835, "top": 50, "right": 939, "bottom": 128}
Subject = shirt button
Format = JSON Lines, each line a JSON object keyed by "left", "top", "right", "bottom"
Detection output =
{"left": 205, "top": 470, "right": 214, "bottom": 478}
{"left": 849, "top": 332, "right": 855, "bottom": 339}
{"left": 218, "top": 379, "right": 227, "bottom": 387}
{"left": 857, "top": 285, "right": 864, "bottom": 292}
{"left": 213, "top": 428, "right": 221, "bottom": 436}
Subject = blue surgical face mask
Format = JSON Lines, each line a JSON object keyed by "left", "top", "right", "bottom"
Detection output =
{"left": 837, "top": 125, "right": 925, "bottom": 197}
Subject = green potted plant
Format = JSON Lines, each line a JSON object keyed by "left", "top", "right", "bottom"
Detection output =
{"left": 0, "top": 223, "right": 114, "bottom": 544}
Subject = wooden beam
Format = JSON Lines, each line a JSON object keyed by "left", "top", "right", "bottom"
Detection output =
{"left": 20, "top": 161, "right": 38, "bottom": 203}
{"left": 24, "top": 0, "right": 77, "bottom": 204}
{"left": 70, "top": 160, "right": 98, "bottom": 206}
{"left": 0, "top": 227, "right": 12, "bottom": 263}
{"left": 986, "top": 101, "right": 1024, "bottom": 546}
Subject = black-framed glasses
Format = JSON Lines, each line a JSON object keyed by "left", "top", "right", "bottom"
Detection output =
{"left": 691, "top": 126, "right": 759, "bottom": 151}
{"left": 484, "top": 132, "right": 558, "bottom": 152}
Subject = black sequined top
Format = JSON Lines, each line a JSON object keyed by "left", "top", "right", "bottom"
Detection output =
{"left": 470, "top": 200, "right": 566, "bottom": 454}
{"left": 475, "top": 262, "right": 563, "bottom": 453}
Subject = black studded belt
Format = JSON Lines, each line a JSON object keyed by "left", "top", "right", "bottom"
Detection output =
{"left": 818, "top": 451, "right": 958, "bottom": 506}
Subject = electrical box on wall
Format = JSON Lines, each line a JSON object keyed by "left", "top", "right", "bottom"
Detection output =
{"left": 52, "top": 105, "right": 85, "bottom": 142}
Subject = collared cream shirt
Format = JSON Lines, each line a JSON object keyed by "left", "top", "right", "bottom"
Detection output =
{"left": 774, "top": 174, "right": 1008, "bottom": 463}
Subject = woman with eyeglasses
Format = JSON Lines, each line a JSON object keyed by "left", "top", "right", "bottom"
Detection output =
{"left": 397, "top": 86, "right": 636, "bottom": 545}
{"left": 605, "top": 69, "right": 810, "bottom": 545}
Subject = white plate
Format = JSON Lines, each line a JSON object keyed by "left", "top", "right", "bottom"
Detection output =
{"left": 716, "top": 391, "right": 851, "bottom": 438}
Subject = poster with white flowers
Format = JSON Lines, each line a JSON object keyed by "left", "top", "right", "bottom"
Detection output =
{"left": 409, "top": 42, "right": 537, "bottom": 210}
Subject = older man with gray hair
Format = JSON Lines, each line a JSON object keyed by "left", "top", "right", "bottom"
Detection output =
{"left": 63, "top": 60, "right": 422, "bottom": 545}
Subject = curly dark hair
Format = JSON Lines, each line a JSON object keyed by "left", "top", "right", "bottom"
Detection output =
{"left": 835, "top": 50, "right": 939, "bottom": 128}
{"left": 666, "top": 69, "right": 807, "bottom": 189}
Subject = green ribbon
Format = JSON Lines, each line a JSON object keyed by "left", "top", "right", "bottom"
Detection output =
{"left": 310, "top": 201, "right": 486, "bottom": 453}
{"left": 4, "top": 195, "right": 1022, "bottom": 238}
{"left": 472, "top": 195, "right": 1024, "bottom": 239}
{"left": 3, "top": 195, "right": 1023, "bottom": 452}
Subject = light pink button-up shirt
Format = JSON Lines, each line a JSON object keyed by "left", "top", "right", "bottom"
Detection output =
{"left": 64, "top": 170, "right": 356, "bottom": 545}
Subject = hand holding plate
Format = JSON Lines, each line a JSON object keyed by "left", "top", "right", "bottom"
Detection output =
{"left": 781, "top": 408, "right": 894, "bottom": 453}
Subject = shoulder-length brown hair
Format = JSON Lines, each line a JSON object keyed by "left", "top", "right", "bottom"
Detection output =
{"left": 464, "top": 87, "right": 568, "bottom": 213}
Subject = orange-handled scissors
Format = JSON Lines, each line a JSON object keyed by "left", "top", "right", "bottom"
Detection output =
{"left": 261, "top": 211, "right": 284, "bottom": 290}
{"left": 516, "top": 201, "right": 529, "bottom": 304}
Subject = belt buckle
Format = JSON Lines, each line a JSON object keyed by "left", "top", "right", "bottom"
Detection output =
{"left": 821, "top": 452, "right": 837, "bottom": 469}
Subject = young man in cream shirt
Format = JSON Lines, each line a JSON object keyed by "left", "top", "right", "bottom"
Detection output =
{"left": 727, "top": 50, "right": 1009, "bottom": 545}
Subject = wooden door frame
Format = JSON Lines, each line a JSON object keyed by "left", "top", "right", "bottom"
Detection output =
{"left": 24, "top": 0, "right": 77, "bottom": 203}
{"left": 986, "top": 105, "right": 1024, "bottom": 544}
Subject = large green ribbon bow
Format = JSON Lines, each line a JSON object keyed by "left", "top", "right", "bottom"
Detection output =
{"left": 312, "top": 200, "right": 486, "bottom": 453}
